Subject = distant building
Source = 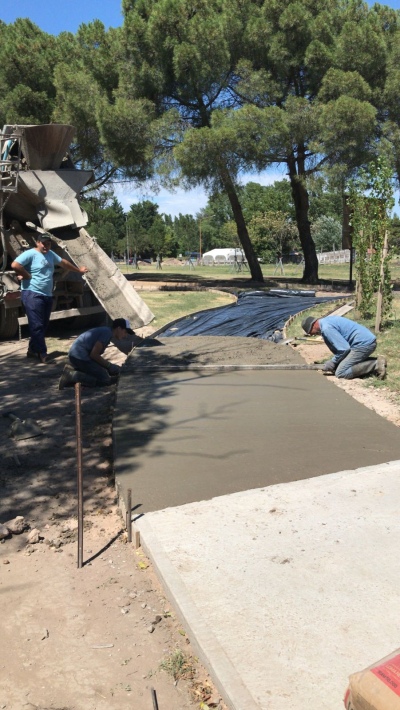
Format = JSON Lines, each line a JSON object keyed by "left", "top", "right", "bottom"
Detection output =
{"left": 202, "top": 248, "right": 246, "bottom": 265}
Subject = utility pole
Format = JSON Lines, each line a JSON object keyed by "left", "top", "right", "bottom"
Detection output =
{"left": 199, "top": 218, "right": 202, "bottom": 259}
{"left": 126, "top": 217, "right": 130, "bottom": 266}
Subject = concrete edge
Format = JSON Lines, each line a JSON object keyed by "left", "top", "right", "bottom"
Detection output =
{"left": 136, "top": 515, "right": 260, "bottom": 710}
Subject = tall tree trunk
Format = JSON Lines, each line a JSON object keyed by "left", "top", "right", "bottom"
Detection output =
{"left": 287, "top": 154, "right": 319, "bottom": 284}
{"left": 219, "top": 165, "right": 264, "bottom": 282}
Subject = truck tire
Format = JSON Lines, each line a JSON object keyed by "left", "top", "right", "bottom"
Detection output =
{"left": 0, "top": 305, "right": 19, "bottom": 339}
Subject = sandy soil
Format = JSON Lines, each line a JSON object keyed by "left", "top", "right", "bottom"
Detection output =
{"left": 1, "top": 315, "right": 399, "bottom": 710}
{"left": 0, "top": 331, "right": 223, "bottom": 710}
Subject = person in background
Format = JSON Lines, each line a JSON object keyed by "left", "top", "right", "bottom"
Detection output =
{"left": 301, "top": 315, "right": 386, "bottom": 380}
{"left": 59, "top": 318, "right": 133, "bottom": 389}
{"left": 11, "top": 234, "right": 89, "bottom": 363}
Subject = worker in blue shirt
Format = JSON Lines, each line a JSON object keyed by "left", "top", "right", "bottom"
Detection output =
{"left": 12, "top": 233, "right": 88, "bottom": 363}
{"left": 301, "top": 315, "right": 386, "bottom": 380}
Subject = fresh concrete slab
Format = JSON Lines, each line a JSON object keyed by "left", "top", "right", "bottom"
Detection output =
{"left": 114, "top": 367, "right": 400, "bottom": 513}
{"left": 136, "top": 460, "right": 400, "bottom": 710}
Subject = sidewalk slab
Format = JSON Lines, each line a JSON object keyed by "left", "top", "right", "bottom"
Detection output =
{"left": 137, "top": 461, "right": 400, "bottom": 710}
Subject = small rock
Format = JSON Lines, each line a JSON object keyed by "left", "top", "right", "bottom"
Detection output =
{"left": 128, "top": 592, "right": 137, "bottom": 599}
{"left": 41, "top": 629, "right": 49, "bottom": 640}
{"left": 147, "top": 625, "right": 155, "bottom": 633}
{"left": 121, "top": 607, "right": 130, "bottom": 615}
{"left": 153, "top": 615, "right": 162, "bottom": 625}
{"left": 3, "top": 559, "right": 10, "bottom": 565}
{"left": 0, "top": 524, "right": 10, "bottom": 540}
{"left": 27, "top": 528, "right": 41, "bottom": 544}
{"left": 5, "top": 516, "right": 26, "bottom": 534}
{"left": 141, "top": 603, "right": 147, "bottom": 609}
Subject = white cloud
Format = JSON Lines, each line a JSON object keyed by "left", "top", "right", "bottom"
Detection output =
{"left": 113, "top": 168, "right": 288, "bottom": 218}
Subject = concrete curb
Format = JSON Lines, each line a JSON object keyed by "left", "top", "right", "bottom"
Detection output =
{"left": 137, "top": 515, "right": 260, "bottom": 710}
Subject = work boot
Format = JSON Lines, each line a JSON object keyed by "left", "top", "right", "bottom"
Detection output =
{"left": 350, "top": 359, "right": 378, "bottom": 378}
{"left": 58, "top": 365, "right": 76, "bottom": 390}
{"left": 374, "top": 355, "right": 387, "bottom": 380}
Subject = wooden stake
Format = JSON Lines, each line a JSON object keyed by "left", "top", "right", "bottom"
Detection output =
{"left": 375, "top": 230, "right": 388, "bottom": 334}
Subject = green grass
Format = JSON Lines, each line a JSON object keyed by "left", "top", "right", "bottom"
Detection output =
{"left": 159, "top": 649, "right": 196, "bottom": 681}
{"left": 119, "top": 259, "right": 400, "bottom": 283}
{"left": 141, "top": 290, "right": 235, "bottom": 331}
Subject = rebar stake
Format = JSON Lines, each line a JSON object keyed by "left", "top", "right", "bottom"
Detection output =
{"left": 126, "top": 488, "right": 132, "bottom": 543}
{"left": 75, "top": 383, "right": 83, "bottom": 569}
{"left": 151, "top": 687, "right": 159, "bottom": 710}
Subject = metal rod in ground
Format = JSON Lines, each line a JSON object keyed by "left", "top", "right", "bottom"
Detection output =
{"left": 151, "top": 687, "right": 159, "bottom": 710}
{"left": 75, "top": 383, "right": 84, "bottom": 569}
{"left": 126, "top": 488, "right": 132, "bottom": 543}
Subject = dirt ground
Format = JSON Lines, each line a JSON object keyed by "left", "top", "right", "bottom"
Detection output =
{"left": 1, "top": 314, "right": 399, "bottom": 710}
{"left": 0, "top": 328, "right": 224, "bottom": 710}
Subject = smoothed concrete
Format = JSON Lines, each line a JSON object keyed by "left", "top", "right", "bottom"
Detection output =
{"left": 137, "top": 461, "right": 400, "bottom": 710}
{"left": 115, "top": 367, "right": 400, "bottom": 513}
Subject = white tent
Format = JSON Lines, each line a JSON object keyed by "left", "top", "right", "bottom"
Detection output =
{"left": 202, "top": 248, "right": 246, "bottom": 264}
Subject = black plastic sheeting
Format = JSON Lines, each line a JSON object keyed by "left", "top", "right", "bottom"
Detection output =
{"left": 157, "top": 290, "right": 341, "bottom": 341}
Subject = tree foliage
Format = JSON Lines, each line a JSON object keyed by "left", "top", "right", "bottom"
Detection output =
{"left": 347, "top": 157, "right": 394, "bottom": 321}
{"left": 0, "top": 19, "right": 59, "bottom": 125}
{"left": 1, "top": 3, "right": 399, "bottom": 287}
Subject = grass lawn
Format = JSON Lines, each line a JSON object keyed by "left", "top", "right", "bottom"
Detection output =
{"left": 119, "top": 259, "right": 400, "bottom": 283}
{"left": 141, "top": 290, "right": 235, "bottom": 331}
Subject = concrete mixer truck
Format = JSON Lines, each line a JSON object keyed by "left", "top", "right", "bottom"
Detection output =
{"left": 0, "top": 123, "right": 153, "bottom": 339}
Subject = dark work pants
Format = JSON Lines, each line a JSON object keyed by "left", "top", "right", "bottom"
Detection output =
{"left": 21, "top": 290, "right": 53, "bottom": 356}
{"left": 69, "top": 354, "right": 112, "bottom": 386}
{"left": 335, "top": 343, "right": 377, "bottom": 379}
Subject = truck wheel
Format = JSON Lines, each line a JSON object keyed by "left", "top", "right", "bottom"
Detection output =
{"left": 0, "top": 305, "right": 19, "bottom": 339}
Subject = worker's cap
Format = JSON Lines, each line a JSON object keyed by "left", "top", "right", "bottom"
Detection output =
{"left": 301, "top": 316, "right": 318, "bottom": 335}
{"left": 112, "top": 318, "right": 134, "bottom": 334}
{"left": 37, "top": 233, "right": 52, "bottom": 243}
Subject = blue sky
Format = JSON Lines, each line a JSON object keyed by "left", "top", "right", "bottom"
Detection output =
{"left": 2, "top": 1, "right": 400, "bottom": 216}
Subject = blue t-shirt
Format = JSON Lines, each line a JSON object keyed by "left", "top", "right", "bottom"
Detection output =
{"left": 15, "top": 248, "right": 62, "bottom": 297}
{"left": 319, "top": 316, "right": 376, "bottom": 365}
{"left": 69, "top": 327, "right": 112, "bottom": 362}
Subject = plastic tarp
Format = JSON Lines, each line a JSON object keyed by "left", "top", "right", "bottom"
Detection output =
{"left": 157, "top": 290, "right": 341, "bottom": 341}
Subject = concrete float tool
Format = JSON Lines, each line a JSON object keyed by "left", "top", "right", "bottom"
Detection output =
{"left": 3, "top": 412, "right": 43, "bottom": 440}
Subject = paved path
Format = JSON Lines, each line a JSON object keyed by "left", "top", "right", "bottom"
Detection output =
{"left": 136, "top": 461, "right": 400, "bottom": 710}
{"left": 114, "top": 341, "right": 400, "bottom": 709}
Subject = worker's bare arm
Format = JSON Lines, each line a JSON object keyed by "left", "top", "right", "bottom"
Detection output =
{"left": 60, "top": 258, "right": 89, "bottom": 275}
{"left": 11, "top": 261, "right": 31, "bottom": 280}
{"left": 90, "top": 341, "right": 110, "bottom": 369}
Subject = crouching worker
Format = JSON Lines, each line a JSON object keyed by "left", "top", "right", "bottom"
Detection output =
{"left": 301, "top": 315, "right": 387, "bottom": 380}
{"left": 59, "top": 318, "right": 134, "bottom": 390}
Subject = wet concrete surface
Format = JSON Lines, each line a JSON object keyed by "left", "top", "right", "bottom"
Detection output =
{"left": 114, "top": 364, "right": 400, "bottom": 514}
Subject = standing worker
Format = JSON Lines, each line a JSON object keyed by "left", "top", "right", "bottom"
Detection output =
{"left": 11, "top": 233, "right": 89, "bottom": 363}
{"left": 59, "top": 318, "right": 134, "bottom": 389}
{"left": 301, "top": 315, "right": 387, "bottom": 380}
{"left": 274, "top": 250, "right": 285, "bottom": 276}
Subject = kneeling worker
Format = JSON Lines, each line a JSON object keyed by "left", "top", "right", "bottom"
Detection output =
{"left": 301, "top": 315, "right": 387, "bottom": 380}
{"left": 59, "top": 318, "right": 134, "bottom": 389}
